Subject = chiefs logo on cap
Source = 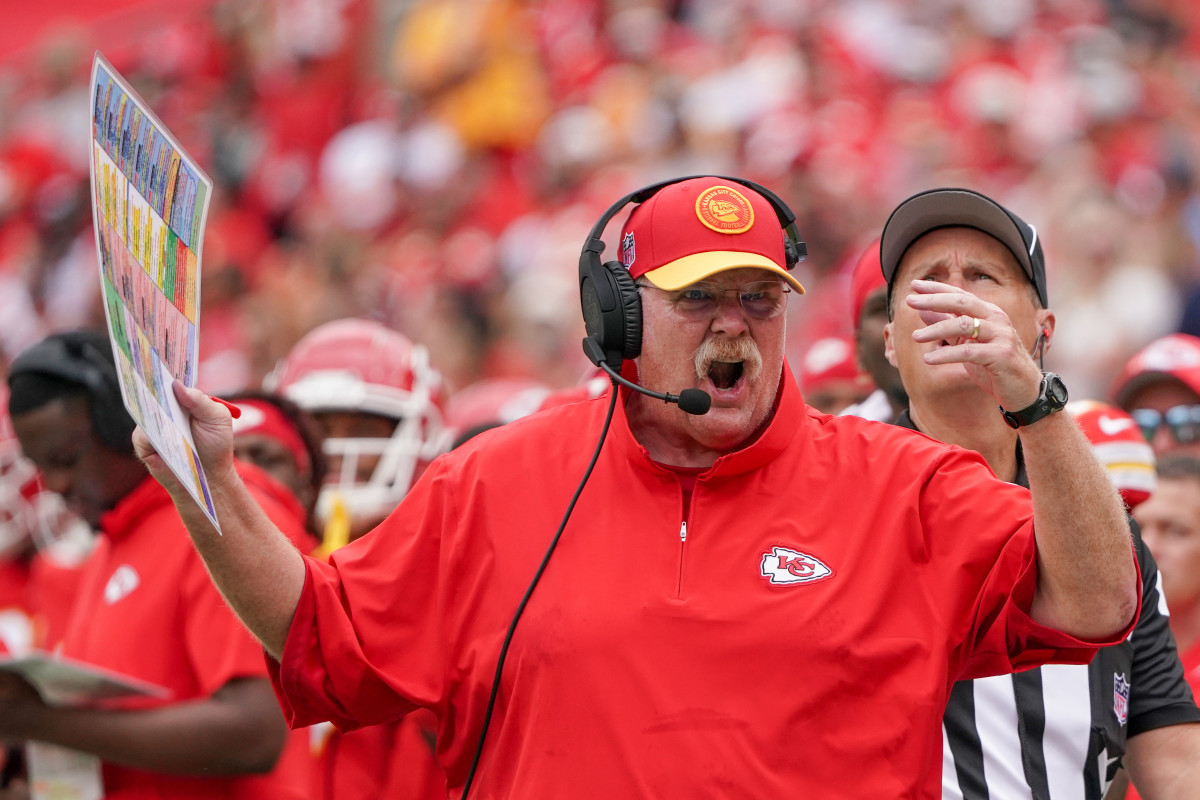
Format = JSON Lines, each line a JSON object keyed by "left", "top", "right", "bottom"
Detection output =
{"left": 696, "top": 185, "right": 755, "bottom": 234}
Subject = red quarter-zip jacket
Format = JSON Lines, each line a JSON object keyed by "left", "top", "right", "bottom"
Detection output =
{"left": 271, "top": 365, "right": 1135, "bottom": 798}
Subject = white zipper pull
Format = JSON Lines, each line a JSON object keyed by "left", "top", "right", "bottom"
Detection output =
{"left": 680, "top": 521, "right": 687, "bottom": 543}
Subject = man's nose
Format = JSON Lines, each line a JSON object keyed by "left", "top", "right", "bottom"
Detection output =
{"left": 1151, "top": 424, "right": 1176, "bottom": 456}
{"left": 710, "top": 293, "right": 751, "bottom": 334}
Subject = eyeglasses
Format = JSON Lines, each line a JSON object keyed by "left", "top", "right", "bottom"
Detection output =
{"left": 1130, "top": 404, "right": 1200, "bottom": 445}
{"left": 648, "top": 280, "right": 792, "bottom": 321}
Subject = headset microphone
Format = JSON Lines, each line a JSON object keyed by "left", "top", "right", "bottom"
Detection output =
{"left": 582, "top": 337, "right": 712, "bottom": 416}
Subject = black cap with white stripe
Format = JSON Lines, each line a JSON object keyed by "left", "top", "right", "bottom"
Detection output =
{"left": 879, "top": 188, "right": 1048, "bottom": 308}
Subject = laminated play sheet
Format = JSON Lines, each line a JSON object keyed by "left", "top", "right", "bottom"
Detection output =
{"left": 88, "top": 52, "right": 219, "bottom": 530}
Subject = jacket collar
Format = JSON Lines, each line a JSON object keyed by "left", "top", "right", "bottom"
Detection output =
{"left": 610, "top": 362, "right": 805, "bottom": 480}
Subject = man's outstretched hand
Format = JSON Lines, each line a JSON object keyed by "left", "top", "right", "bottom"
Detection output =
{"left": 133, "top": 381, "right": 237, "bottom": 503}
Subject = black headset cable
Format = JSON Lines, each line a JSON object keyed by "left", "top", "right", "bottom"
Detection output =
{"left": 459, "top": 383, "right": 620, "bottom": 799}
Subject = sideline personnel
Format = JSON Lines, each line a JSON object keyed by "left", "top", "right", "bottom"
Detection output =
{"left": 136, "top": 176, "right": 1137, "bottom": 798}
{"left": 879, "top": 188, "right": 1200, "bottom": 799}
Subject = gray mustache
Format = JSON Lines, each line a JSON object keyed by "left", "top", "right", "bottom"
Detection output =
{"left": 694, "top": 337, "right": 763, "bottom": 383}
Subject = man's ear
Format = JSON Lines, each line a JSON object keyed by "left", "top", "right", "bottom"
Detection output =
{"left": 883, "top": 322, "right": 898, "bottom": 368}
{"left": 1035, "top": 310, "right": 1056, "bottom": 355}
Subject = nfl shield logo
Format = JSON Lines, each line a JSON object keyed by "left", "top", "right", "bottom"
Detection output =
{"left": 1113, "top": 673, "right": 1130, "bottom": 726}
{"left": 621, "top": 232, "right": 635, "bottom": 267}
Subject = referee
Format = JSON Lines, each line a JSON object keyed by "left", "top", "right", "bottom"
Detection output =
{"left": 876, "top": 188, "right": 1200, "bottom": 798}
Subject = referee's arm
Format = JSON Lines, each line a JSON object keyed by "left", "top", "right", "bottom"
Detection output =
{"left": 1122, "top": 722, "right": 1200, "bottom": 799}
{"left": 1019, "top": 407, "right": 1139, "bottom": 641}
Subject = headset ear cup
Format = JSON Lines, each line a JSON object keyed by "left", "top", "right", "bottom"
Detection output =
{"left": 783, "top": 237, "right": 798, "bottom": 271}
{"left": 607, "top": 263, "right": 642, "bottom": 359}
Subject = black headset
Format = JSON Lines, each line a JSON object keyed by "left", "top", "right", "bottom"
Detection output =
{"left": 8, "top": 331, "right": 136, "bottom": 453}
{"left": 578, "top": 174, "right": 807, "bottom": 368}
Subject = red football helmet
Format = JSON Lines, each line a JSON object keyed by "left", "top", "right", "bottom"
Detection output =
{"left": 266, "top": 319, "right": 448, "bottom": 525}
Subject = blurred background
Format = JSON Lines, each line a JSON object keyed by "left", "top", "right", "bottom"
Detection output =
{"left": 2, "top": 0, "right": 1199, "bottom": 402}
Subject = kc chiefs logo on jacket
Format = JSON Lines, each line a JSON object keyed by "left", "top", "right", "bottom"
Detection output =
{"left": 760, "top": 546, "right": 834, "bottom": 586}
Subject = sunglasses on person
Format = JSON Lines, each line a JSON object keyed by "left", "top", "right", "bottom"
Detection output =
{"left": 1129, "top": 404, "right": 1200, "bottom": 445}
{"left": 647, "top": 280, "right": 792, "bottom": 321}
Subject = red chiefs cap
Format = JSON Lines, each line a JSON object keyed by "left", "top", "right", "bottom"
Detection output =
{"left": 619, "top": 177, "right": 805, "bottom": 293}
{"left": 1111, "top": 334, "right": 1200, "bottom": 409}
{"left": 1067, "top": 399, "right": 1155, "bottom": 509}
{"left": 850, "top": 238, "right": 885, "bottom": 331}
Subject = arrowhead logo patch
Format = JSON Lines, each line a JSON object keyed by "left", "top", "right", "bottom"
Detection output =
{"left": 760, "top": 546, "right": 833, "bottom": 586}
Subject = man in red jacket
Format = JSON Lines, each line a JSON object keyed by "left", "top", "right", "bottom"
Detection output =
{"left": 0, "top": 330, "right": 313, "bottom": 800}
{"left": 138, "top": 176, "right": 1138, "bottom": 798}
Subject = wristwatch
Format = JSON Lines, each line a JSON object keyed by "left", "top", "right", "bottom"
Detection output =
{"left": 1000, "top": 372, "right": 1069, "bottom": 429}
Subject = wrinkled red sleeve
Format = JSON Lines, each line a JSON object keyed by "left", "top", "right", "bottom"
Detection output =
{"left": 268, "top": 461, "right": 457, "bottom": 731}
{"left": 188, "top": 480, "right": 316, "bottom": 696}
{"left": 918, "top": 448, "right": 1140, "bottom": 681}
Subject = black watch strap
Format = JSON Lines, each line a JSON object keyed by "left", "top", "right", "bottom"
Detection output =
{"left": 1000, "top": 372, "right": 1069, "bottom": 429}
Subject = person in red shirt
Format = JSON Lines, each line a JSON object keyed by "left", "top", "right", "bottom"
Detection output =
{"left": 227, "top": 391, "right": 327, "bottom": 539}
{"left": 138, "top": 176, "right": 1137, "bottom": 798}
{"left": 1124, "top": 452, "right": 1200, "bottom": 800}
{"left": 0, "top": 330, "right": 313, "bottom": 800}
{"left": 1111, "top": 334, "right": 1200, "bottom": 459}
{"left": 1134, "top": 455, "right": 1200, "bottom": 695}
{"left": 0, "top": 381, "right": 95, "bottom": 799}
{"left": 253, "top": 329, "right": 450, "bottom": 800}
{"left": 0, "top": 381, "right": 95, "bottom": 659}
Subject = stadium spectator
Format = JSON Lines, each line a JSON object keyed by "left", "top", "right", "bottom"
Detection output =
{"left": 1, "top": 2, "right": 1197, "bottom": 404}
{"left": 1112, "top": 334, "right": 1200, "bottom": 459}
{"left": 1135, "top": 454, "right": 1200, "bottom": 695}
{"left": 796, "top": 334, "right": 872, "bottom": 414}
{"left": 839, "top": 238, "right": 906, "bottom": 422}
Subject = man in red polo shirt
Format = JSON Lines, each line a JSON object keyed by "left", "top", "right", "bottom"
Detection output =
{"left": 0, "top": 330, "right": 313, "bottom": 800}
{"left": 138, "top": 176, "right": 1138, "bottom": 798}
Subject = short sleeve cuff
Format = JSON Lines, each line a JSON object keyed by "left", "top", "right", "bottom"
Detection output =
{"left": 1005, "top": 539, "right": 1142, "bottom": 671}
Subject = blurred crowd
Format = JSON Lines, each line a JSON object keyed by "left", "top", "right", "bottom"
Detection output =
{"left": 0, "top": 0, "right": 1199, "bottom": 404}
{"left": 6, "top": 1, "right": 1200, "bottom": 795}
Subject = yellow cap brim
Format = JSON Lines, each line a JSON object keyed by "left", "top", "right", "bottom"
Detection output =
{"left": 642, "top": 251, "right": 806, "bottom": 294}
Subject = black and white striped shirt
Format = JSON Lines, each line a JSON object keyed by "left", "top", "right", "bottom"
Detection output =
{"left": 894, "top": 411, "right": 1200, "bottom": 799}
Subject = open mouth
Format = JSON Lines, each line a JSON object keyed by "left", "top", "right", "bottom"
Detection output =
{"left": 707, "top": 360, "right": 745, "bottom": 390}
